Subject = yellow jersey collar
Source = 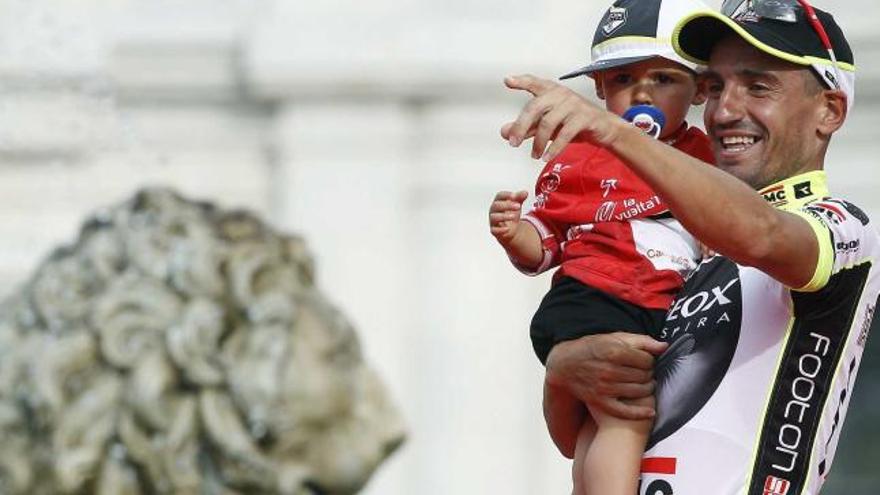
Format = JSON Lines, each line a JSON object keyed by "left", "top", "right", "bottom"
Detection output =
{"left": 759, "top": 170, "right": 829, "bottom": 211}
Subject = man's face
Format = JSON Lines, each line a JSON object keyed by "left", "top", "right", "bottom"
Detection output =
{"left": 595, "top": 57, "right": 704, "bottom": 140}
{"left": 702, "top": 36, "right": 825, "bottom": 189}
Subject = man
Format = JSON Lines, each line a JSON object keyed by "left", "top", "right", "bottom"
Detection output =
{"left": 502, "top": 1, "right": 879, "bottom": 493}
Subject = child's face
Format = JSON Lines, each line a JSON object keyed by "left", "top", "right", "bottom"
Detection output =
{"left": 594, "top": 57, "right": 706, "bottom": 140}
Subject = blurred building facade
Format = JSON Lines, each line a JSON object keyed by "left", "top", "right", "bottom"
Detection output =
{"left": 0, "top": 0, "right": 878, "bottom": 493}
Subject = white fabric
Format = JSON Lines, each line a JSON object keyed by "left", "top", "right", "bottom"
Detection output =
{"left": 810, "top": 60, "right": 856, "bottom": 114}
{"left": 630, "top": 217, "right": 700, "bottom": 278}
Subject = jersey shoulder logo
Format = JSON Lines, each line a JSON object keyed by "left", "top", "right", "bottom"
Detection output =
{"left": 830, "top": 199, "right": 870, "bottom": 226}
{"left": 805, "top": 201, "right": 846, "bottom": 225}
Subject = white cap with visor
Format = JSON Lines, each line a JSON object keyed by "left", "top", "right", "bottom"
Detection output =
{"left": 560, "top": 0, "right": 712, "bottom": 80}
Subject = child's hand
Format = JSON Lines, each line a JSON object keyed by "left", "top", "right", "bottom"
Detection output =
{"left": 489, "top": 190, "right": 529, "bottom": 247}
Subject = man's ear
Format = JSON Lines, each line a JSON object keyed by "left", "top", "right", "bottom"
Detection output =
{"left": 817, "top": 89, "right": 847, "bottom": 137}
{"left": 594, "top": 76, "right": 606, "bottom": 100}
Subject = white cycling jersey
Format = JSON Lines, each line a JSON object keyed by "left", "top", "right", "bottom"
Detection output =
{"left": 639, "top": 171, "right": 880, "bottom": 495}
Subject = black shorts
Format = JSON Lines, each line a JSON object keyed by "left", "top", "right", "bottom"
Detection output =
{"left": 530, "top": 276, "right": 667, "bottom": 365}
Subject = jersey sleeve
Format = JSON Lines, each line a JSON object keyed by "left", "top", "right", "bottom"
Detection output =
{"left": 511, "top": 153, "right": 581, "bottom": 276}
{"left": 513, "top": 211, "right": 562, "bottom": 276}
{"left": 791, "top": 199, "right": 878, "bottom": 292}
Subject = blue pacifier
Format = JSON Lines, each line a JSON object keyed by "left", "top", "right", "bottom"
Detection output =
{"left": 623, "top": 105, "right": 666, "bottom": 139}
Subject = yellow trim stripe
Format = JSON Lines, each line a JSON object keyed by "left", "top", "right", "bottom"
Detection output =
{"left": 789, "top": 210, "right": 833, "bottom": 292}
{"left": 672, "top": 10, "right": 856, "bottom": 72}
{"left": 804, "top": 56, "right": 856, "bottom": 72}
{"left": 757, "top": 170, "right": 834, "bottom": 292}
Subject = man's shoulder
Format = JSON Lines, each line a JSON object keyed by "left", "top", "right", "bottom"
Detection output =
{"left": 799, "top": 196, "right": 880, "bottom": 250}
{"left": 792, "top": 195, "right": 880, "bottom": 294}
{"left": 801, "top": 197, "right": 874, "bottom": 229}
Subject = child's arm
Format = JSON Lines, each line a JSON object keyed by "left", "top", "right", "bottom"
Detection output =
{"left": 489, "top": 190, "right": 544, "bottom": 270}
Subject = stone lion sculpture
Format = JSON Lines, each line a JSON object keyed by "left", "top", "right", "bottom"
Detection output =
{"left": 0, "top": 188, "right": 405, "bottom": 494}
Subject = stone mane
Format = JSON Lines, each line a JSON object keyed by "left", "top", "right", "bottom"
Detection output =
{"left": 0, "top": 188, "right": 405, "bottom": 494}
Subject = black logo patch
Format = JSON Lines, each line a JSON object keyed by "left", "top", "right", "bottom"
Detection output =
{"left": 793, "top": 181, "right": 813, "bottom": 199}
{"left": 602, "top": 7, "right": 627, "bottom": 35}
{"left": 825, "top": 70, "right": 840, "bottom": 89}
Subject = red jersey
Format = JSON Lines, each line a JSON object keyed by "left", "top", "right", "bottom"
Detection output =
{"left": 517, "top": 125, "right": 715, "bottom": 309}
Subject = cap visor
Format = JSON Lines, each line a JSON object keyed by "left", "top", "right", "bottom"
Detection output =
{"left": 559, "top": 55, "right": 655, "bottom": 80}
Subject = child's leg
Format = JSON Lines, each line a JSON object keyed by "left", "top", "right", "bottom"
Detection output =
{"left": 578, "top": 395, "right": 655, "bottom": 495}
{"left": 571, "top": 414, "right": 596, "bottom": 495}
{"left": 543, "top": 381, "right": 588, "bottom": 459}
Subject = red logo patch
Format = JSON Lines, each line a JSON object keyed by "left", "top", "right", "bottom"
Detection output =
{"left": 763, "top": 475, "right": 790, "bottom": 495}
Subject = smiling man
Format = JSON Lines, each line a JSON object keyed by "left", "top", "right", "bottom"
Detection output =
{"left": 501, "top": 1, "right": 880, "bottom": 494}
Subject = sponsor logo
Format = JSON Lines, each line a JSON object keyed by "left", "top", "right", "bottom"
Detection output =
{"left": 764, "top": 475, "right": 791, "bottom": 495}
{"left": 646, "top": 248, "right": 695, "bottom": 272}
{"left": 805, "top": 203, "right": 846, "bottom": 225}
{"left": 750, "top": 311, "right": 847, "bottom": 494}
{"left": 595, "top": 201, "right": 617, "bottom": 222}
{"left": 660, "top": 277, "right": 740, "bottom": 340}
{"left": 857, "top": 303, "right": 875, "bottom": 348}
{"left": 639, "top": 458, "right": 676, "bottom": 494}
{"left": 537, "top": 163, "right": 569, "bottom": 194}
{"left": 639, "top": 479, "right": 674, "bottom": 495}
{"left": 819, "top": 358, "right": 857, "bottom": 477}
{"left": 825, "top": 70, "right": 839, "bottom": 90}
{"left": 602, "top": 6, "right": 627, "bottom": 35}
{"left": 763, "top": 185, "right": 787, "bottom": 206}
{"left": 804, "top": 209, "right": 825, "bottom": 224}
{"left": 666, "top": 278, "right": 738, "bottom": 321}
{"left": 616, "top": 195, "right": 662, "bottom": 221}
{"left": 836, "top": 239, "right": 861, "bottom": 255}
{"left": 734, "top": 8, "right": 761, "bottom": 23}
{"left": 769, "top": 332, "right": 831, "bottom": 474}
{"left": 534, "top": 163, "right": 571, "bottom": 209}
{"left": 793, "top": 182, "right": 813, "bottom": 199}
{"left": 600, "top": 178, "right": 618, "bottom": 198}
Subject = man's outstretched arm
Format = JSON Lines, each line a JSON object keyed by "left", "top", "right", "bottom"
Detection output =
{"left": 501, "top": 74, "right": 822, "bottom": 289}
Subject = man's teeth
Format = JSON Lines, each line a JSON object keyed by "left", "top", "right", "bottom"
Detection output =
{"left": 721, "top": 136, "right": 757, "bottom": 153}
{"left": 722, "top": 136, "right": 756, "bottom": 147}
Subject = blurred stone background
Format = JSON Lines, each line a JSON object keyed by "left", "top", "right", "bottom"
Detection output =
{"left": 0, "top": 0, "right": 876, "bottom": 493}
